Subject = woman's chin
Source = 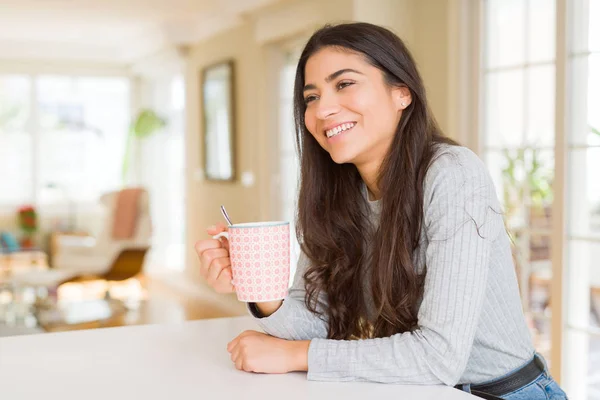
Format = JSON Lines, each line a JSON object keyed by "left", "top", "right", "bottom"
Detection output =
{"left": 330, "top": 154, "right": 353, "bottom": 165}
{"left": 329, "top": 149, "right": 359, "bottom": 165}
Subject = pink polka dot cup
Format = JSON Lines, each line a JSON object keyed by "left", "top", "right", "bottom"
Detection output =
{"left": 213, "top": 221, "right": 290, "bottom": 302}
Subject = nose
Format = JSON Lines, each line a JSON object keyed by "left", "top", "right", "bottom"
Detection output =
{"left": 315, "top": 93, "right": 341, "bottom": 120}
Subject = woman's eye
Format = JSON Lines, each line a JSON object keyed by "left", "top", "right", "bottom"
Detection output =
{"left": 304, "top": 95, "right": 318, "bottom": 104}
{"left": 337, "top": 81, "right": 354, "bottom": 90}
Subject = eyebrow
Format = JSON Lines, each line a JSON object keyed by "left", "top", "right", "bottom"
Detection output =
{"left": 303, "top": 68, "right": 363, "bottom": 92}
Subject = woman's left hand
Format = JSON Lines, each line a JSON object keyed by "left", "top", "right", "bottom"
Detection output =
{"left": 227, "top": 330, "right": 310, "bottom": 374}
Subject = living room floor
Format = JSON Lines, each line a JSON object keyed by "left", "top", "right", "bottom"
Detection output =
{"left": 0, "top": 274, "right": 247, "bottom": 336}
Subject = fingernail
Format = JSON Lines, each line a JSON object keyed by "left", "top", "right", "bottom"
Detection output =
{"left": 207, "top": 225, "right": 215, "bottom": 231}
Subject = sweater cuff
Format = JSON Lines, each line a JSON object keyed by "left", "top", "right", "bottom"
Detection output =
{"left": 245, "top": 298, "right": 317, "bottom": 340}
{"left": 245, "top": 299, "right": 290, "bottom": 327}
{"left": 247, "top": 302, "right": 264, "bottom": 318}
{"left": 306, "top": 338, "right": 335, "bottom": 381}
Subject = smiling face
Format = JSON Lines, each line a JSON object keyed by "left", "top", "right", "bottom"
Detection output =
{"left": 302, "top": 47, "right": 411, "bottom": 170}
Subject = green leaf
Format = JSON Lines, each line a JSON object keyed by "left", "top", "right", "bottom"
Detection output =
{"left": 591, "top": 125, "right": 600, "bottom": 137}
{"left": 122, "top": 109, "right": 168, "bottom": 185}
{"left": 131, "top": 109, "right": 167, "bottom": 139}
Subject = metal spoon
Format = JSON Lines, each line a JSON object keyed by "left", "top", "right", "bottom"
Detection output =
{"left": 220, "top": 205, "right": 233, "bottom": 226}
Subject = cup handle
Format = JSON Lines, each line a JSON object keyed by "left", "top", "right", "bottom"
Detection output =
{"left": 212, "top": 231, "right": 233, "bottom": 285}
{"left": 212, "top": 231, "right": 229, "bottom": 240}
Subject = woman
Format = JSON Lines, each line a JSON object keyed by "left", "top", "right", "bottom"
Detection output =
{"left": 195, "top": 23, "right": 567, "bottom": 400}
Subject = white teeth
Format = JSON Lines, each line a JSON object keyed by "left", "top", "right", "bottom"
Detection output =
{"left": 326, "top": 122, "right": 355, "bottom": 138}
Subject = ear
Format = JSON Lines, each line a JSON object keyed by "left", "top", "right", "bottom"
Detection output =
{"left": 393, "top": 86, "right": 412, "bottom": 111}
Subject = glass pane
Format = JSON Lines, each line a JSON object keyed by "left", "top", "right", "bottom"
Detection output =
{"left": 528, "top": 234, "right": 553, "bottom": 362}
{"left": 507, "top": 229, "right": 553, "bottom": 364}
{"left": 485, "top": 148, "right": 555, "bottom": 366}
{"left": 564, "top": 239, "right": 599, "bottom": 398}
{"left": 485, "top": 0, "right": 526, "bottom": 68}
{"left": 569, "top": 55, "right": 600, "bottom": 146}
{"left": 572, "top": 0, "right": 600, "bottom": 53}
{"left": 564, "top": 252, "right": 600, "bottom": 398}
{"left": 526, "top": 65, "right": 556, "bottom": 146}
{"left": 483, "top": 150, "right": 506, "bottom": 204}
{"left": 528, "top": 0, "right": 556, "bottom": 63}
{"left": 590, "top": 0, "right": 600, "bottom": 51}
{"left": 588, "top": 55, "right": 600, "bottom": 146}
{"left": 530, "top": 235, "right": 552, "bottom": 300}
{"left": 572, "top": 0, "right": 589, "bottom": 54}
{"left": 0, "top": 75, "right": 33, "bottom": 204}
{"left": 587, "top": 334, "right": 600, "bottom": 400}
{"left": 566, "top": 239, "right": 600, "bottom": 330}
{"left": 513, "top": 148, "right": 553, "bottom": 230}
{"left": 0, "top": 75, "right": 30, "bottom": 131}
{"left": 36, "top": 76, "right": 129, "bottom": 204}
{"left": 278, "top": 99, "right": 295, "bottom": 154}
{"left": 567, "top": 148, "right": 600, "bottom": 238}
{"left": 564, "top": 329, "right": 594, "bottom": 399}
{"left": 484, "top": 70, "right": 525, "bottom": 148}
{"left": 484, "top": 149, "right": 554, "bottom": 229}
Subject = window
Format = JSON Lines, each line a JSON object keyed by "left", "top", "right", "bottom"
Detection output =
{"left": 37, "top": 76, "right": 130, "bottom": 204}
{"left": 0, "top": 74, "right": 130, "bottom": 209}
{"left": 482, "top": 0, "right": 557, "bottom": 365}
{"left": 564, "top": 0, "right": 600, "bottom": 398}
{"left": 481, "top": 0, "right": 600, "bottom": 396}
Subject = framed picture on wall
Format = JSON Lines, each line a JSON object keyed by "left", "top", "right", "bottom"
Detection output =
{"left": 201, "top": 60, "right": 236, "bottom": 181}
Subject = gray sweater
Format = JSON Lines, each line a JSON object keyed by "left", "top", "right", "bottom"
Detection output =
{"left": 249, "top": 145, "right": 534, "bottom": 386}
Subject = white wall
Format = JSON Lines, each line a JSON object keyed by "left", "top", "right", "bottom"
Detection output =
{"left": 184, "top": 0, "right": 355, "bottom": 282}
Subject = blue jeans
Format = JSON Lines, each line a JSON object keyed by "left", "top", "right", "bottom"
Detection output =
{"left": 460, "top": 354, "right": 568, "bottom": 399}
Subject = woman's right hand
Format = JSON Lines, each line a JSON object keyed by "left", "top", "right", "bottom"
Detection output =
{"left": 194, "top": 222, "right": 235, "bottom": 294}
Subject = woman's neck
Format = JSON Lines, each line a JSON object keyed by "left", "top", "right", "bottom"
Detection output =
{"left": 357, "top": 161, "right": 381, "bottom": 201}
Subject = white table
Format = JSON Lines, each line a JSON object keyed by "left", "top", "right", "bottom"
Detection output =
{"left": 0, "top": 317, "right": 476, "bottom": 399}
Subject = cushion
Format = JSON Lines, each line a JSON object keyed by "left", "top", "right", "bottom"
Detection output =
{"left": 0, "top": 231, "right": 20, "bottom": 253}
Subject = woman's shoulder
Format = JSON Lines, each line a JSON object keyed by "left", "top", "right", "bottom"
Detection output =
{"left": 424, "top": 143, "right": 496, "bottom": 201}
{"left": 423, "top": 143, "right": 504, "bottom": 239}
{"left": 429, "top": 144, "right": 487, "bottom": 176}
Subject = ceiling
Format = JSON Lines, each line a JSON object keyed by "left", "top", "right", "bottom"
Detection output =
{"left": 0, "top": 0, "right": 281, "bottom": 64}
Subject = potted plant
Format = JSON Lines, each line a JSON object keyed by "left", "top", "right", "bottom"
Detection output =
{"left": 121, "top": 108, "right": 167, "bottom": 185}
{"left": 503, "top": 123, "right": 599, "bottom": 223}
{"left": 501, "top": 146, "right": 554, "bottom": 312}
{"left": 501, "top": 146, "right": 553, "bottom": 232}
{"left": 17, "top": 205, "right": 38, "bottom": 249}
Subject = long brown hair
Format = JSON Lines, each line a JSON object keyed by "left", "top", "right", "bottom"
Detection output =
{"left": 294, "top": 23, "right": 457, "bottom": 340}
